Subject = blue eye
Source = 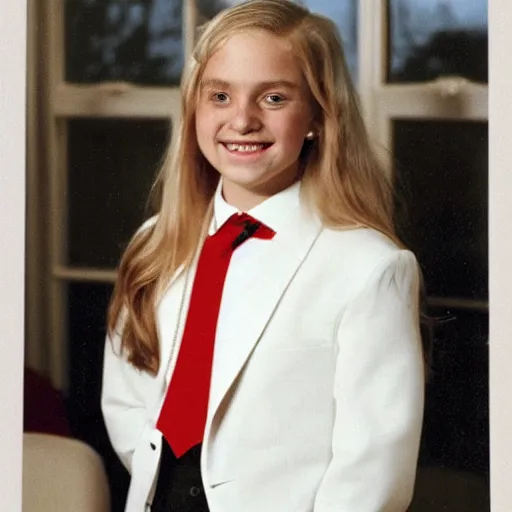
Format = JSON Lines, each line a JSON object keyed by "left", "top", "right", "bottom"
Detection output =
{"left": 212, "top": 92, "right": 230, "bottom": 103}
{"left": 266, "top": 94, "right": 284, "bottom": 104}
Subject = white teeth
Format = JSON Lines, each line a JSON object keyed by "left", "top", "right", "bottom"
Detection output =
{"left": 225, "top": 143, "right": 265, "bottom": 152}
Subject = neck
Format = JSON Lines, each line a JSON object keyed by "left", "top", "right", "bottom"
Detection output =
{"left": 222, "top": 185, "right": 268, "bottom": 211}
{"left": 221, "top": 173, "right": 299, "bottom": 212}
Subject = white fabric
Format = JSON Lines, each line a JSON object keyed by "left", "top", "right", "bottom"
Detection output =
{"left": 102, "top": 185, "right": 424, "bottom": 512}
{"left": 22, "top": 433, "right": 110, "bottom": 512}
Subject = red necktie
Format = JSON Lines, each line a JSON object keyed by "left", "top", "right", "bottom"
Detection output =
{"left": 157, "top": 212, "right": 275, "bottom": 458}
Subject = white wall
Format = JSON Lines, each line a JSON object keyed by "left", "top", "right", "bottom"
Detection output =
{"left": 0, "top": 0, "right": 510, "bottom": 510}
{"left": 489, "top": 0, "right": 512, "bottom": 510}
{"left": 0, "top": 0, "right": 26, "bottom": 510}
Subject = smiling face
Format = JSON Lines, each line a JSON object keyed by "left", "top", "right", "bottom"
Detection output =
{"left": 195, "top": 30, "right": 315, "bottom": 210}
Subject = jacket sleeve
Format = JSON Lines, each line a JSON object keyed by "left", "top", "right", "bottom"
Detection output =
{"left": 313, "top": 249, "right": 425, "bottom": 512}
{"left": 101, "top": 328, "right": 152, "bottom": 474}
{"left": 100, "top": 215, "right": 159, "bottom": 473}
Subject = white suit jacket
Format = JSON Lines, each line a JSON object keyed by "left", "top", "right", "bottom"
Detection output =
{"left": 101, "top": 189, "right": 424, "bottom": 512}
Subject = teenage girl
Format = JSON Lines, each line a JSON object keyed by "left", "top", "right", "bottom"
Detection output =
{"left": 102, "top": 1, "right": 425, "bottom": 511}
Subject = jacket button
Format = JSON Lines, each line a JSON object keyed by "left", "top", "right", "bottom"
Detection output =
{"left": 189, "top": 486, "right": 201, "bottom": 497}
{"left": 150, "top": 442, "right": 156, "bottom": 450}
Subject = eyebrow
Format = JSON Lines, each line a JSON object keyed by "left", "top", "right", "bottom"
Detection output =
{"left": 200, "top": 78, "right": 300, "bottom": 91}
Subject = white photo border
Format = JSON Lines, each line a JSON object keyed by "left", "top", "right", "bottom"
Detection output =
{"left": 1, "top": 0, "right": 511, "bottom": 510}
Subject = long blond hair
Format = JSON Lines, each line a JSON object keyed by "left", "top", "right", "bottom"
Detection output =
{"left": 108, "top": 0, "right": 399, "bottom": 375}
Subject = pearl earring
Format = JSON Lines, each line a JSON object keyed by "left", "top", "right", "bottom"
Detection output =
{"left": 305, "top": 131, "right": 315, "bottom": 140}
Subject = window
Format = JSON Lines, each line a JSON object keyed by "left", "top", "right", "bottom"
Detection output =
{"left": 29, "top": 1, "right": 488, "bottom": 510}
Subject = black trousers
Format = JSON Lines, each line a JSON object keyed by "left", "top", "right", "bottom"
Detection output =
{"left": 151, "top": 439, "right": 210, "bottom": 512}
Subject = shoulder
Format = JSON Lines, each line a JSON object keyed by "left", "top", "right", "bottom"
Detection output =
{"left": 313, "top": 227, "right": 419, "bottom": 295}
{"left": 320, "top": 226, "right": 414, "bottom": 265}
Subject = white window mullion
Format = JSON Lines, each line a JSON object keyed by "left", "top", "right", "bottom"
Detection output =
{"left": 26, "top": 0, "right": 44, "bottom": 372}
{"left": 184, "top": 0, "right": 198, "bottom": 63}
{"left": 379, "top": 86, "right": 488, "bottom": 151}
{"left": 358, "top": 0, "right": 387, "bottom": 141}
{"left": 427, "top": 296, "right": 488, "bottom": 313}
{"left": 44, "top": 0, "right": 69, "bottom": 390}
{"left": 377, "top": 83, "right": 488, "bottom": 119}
{"left": 54, "top": 85, "right": 181, "bottom": 119}
{"left": 53, "top": 266, "right": 118, "bottom": 284}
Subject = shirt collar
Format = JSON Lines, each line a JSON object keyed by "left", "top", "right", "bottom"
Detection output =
{"left": 212, "top": 179, "right": 302, "bottom": 236}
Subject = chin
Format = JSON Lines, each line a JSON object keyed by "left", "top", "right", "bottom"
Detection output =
{"left": 219, "top": 167, "right": 266, "bottom": 185}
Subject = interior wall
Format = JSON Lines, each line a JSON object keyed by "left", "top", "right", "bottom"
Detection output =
{"left": 489, "top": 0, "right": 512, "bottom": 509}
{"left": 0, "top": 0, "right": 27, "bottom": 510}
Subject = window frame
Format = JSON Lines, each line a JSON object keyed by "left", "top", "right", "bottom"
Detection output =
{"left": 33, "top": 0, "right": 488, "bottom": 390}
{"left": 360, "top": 0, "right": 488, "bottom": 312}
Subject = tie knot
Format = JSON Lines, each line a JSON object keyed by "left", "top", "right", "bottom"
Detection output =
{"left": 227, "top": 212, "right": 258, "bottom": 227}
{"left": 228, "top": 213, "right": 275, "bottom": 248}
{"left": 213, "top": 212, "right": 275, "bottom": 252}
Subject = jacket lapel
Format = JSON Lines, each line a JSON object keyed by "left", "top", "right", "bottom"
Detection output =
{"left": 207, "top": 207, "right": 323, "bottom": 419}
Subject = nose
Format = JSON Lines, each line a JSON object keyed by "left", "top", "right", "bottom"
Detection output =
{"left": 229, "top": 100, "right": 262, "bottom": 134}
